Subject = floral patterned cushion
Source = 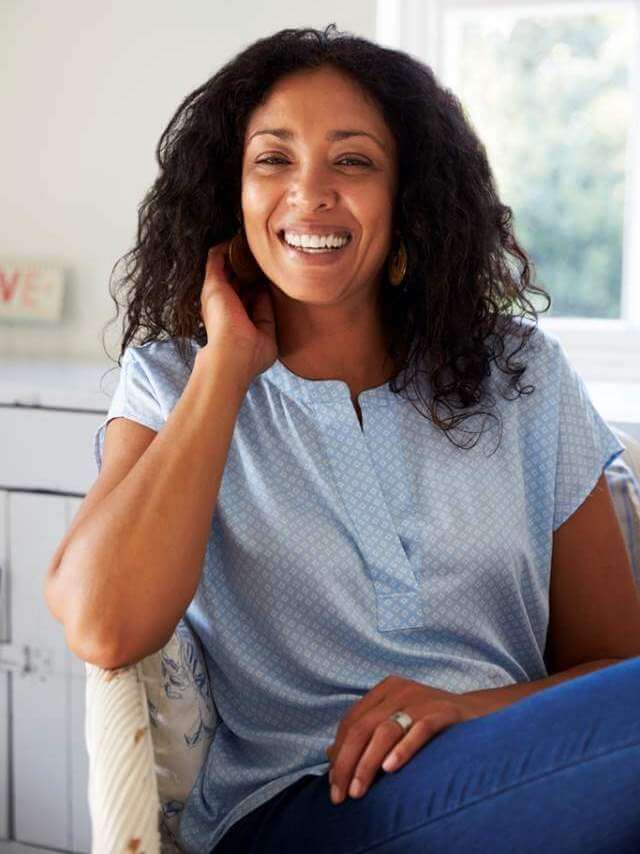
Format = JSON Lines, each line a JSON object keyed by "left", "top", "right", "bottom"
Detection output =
{"left": 140, "top": 616, "right": 218, "bottom": 851}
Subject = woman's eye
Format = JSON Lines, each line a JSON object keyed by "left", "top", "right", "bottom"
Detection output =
{"left": 255, "top": 156, "right": 371, "bottom": 168}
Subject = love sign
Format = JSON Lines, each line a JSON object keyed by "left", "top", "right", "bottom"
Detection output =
{"left": 0, "top": 262, "right": 65, "bottom": 321}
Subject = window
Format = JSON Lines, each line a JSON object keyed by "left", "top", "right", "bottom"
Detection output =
{"left": 378, "top": 0, "right": 640, "bottom": 381}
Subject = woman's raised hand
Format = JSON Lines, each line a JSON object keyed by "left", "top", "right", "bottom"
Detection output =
{"left": 199, "top": 240, "right": 279, "bottom": 382}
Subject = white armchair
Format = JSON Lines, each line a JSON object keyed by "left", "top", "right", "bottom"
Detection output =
{"left": 83, "top": 426, "right": 640, "bottom": 854}
{"left": 84, "top": 617, "right": 216, "bottom": 853}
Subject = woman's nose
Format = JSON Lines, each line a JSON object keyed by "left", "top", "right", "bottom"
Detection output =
{"left": 286, "top": 164, "right": 339, "bottom": 208}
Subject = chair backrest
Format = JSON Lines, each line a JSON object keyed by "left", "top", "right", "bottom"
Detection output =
{"left": 608, "top": 427, "right": 640, "bottom": 588}
{"left": 612, "top": 427, "right": 640, "bottom": 482}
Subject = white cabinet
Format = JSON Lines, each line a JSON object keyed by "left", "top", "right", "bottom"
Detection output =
{"left": 0, "top": 359, "right": 113, "bottom": 854}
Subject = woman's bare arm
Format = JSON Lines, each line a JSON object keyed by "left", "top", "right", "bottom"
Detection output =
{"left": 44, "top": 346, "right": 252, "bottom": 668}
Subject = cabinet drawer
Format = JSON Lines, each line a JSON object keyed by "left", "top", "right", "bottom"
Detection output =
{"left": 0, "top": 406, "right": 105, "bottom": 493}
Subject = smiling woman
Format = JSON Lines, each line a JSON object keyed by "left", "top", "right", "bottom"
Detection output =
{"left": 101, "top": 21, "right": 553, "bottom": 452}
{"left": 87, "top": 22, "right": 640, "bottom": 854}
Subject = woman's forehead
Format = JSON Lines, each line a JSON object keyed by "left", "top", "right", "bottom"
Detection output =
{"left": 245, "top": 68, "right": 394, "bottom": 151}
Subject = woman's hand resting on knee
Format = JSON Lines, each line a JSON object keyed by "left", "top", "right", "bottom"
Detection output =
{"left": 324, "top": 674, "right": 483, "bottom": 805}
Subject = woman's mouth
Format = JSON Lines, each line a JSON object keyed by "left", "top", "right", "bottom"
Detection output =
{"left": 277, "top": 230, "right": 353, "bottom": 263}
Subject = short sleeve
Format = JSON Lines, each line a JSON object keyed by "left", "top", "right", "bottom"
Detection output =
{"left": 553, "top": 339, "right": 626, "bottom": 531}
{"left": 93, "top": 347, "right": 165, "bottom": 472}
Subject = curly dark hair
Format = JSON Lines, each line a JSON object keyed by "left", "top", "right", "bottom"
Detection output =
{"left": 101, "top": 22, "right": 551, "bottom": 452}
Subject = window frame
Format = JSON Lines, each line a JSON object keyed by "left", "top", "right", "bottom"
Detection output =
{"left": 377, "top": 0, "right": 640, "bottom": 381}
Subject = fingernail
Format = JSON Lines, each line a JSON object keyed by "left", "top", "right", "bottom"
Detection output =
{"left": 349, "top": 778, "right": 363, "bottom": 798}
{"left": 382, "top": 753, "right": 398, "bottom": 772}
{"left": 330, "top": 784, "right": 341, "bottom": 804}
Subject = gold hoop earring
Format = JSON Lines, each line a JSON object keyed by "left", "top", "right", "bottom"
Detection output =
{"left": 387, "top": 237, "right": 407, "bottom": 287}
{"left": 227, "top": 228, "right": 263, "bottom": 285}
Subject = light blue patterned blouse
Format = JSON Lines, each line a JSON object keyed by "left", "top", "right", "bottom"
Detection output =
{"left": 93, "top": 320, "right": 627, "bottom": 853}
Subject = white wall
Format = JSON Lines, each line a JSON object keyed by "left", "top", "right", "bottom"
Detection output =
{"left": 0, "top": 0, "right": 377, "bottom": 360}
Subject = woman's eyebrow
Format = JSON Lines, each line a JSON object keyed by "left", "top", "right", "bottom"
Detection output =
{"left": 247, "top": 127, "right": 388, "bottom": 154}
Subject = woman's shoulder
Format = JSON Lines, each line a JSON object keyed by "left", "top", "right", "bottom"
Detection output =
{"left": 495, "top": 315, "right": 565, "bottom": 381}
{"left": 121, "top": 336, "right": 200, "bottom": 397}
{"left": 478, "top": 317, "right": 573, "bottom": 426}
{"left": 123, "top": 335, "right": 199, "bottom": 372}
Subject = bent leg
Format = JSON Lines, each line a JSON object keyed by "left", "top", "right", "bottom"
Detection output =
{"left": 215, "top": 657, "right": 640, "bottom": 854}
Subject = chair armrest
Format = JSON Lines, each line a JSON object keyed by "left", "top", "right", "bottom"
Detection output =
{"left": 85, "top": 659, "right": 162, "bottom": 854}
{"left": 84, "top": 618, "right": 216, "bottom": 853}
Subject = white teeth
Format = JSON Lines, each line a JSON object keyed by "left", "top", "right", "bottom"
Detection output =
{"left": 282, "top": 231, "right": 350, "bottom": 249}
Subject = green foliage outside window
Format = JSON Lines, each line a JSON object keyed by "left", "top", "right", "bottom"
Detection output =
{"left": 452, "top": 9, "right": 633, "bottom": 318}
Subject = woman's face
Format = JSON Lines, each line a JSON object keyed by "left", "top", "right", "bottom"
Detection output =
{"left": 241, "top": 65, "right": 398, "bottom": 303}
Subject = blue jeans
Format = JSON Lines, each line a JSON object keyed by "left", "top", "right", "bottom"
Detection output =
{"left": 213, "top": 657, "right": 640, "bottom": 853}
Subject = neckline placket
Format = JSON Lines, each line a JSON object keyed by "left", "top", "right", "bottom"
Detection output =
{"left": 261, "top": 358, "right": 427, "bottom": 633}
